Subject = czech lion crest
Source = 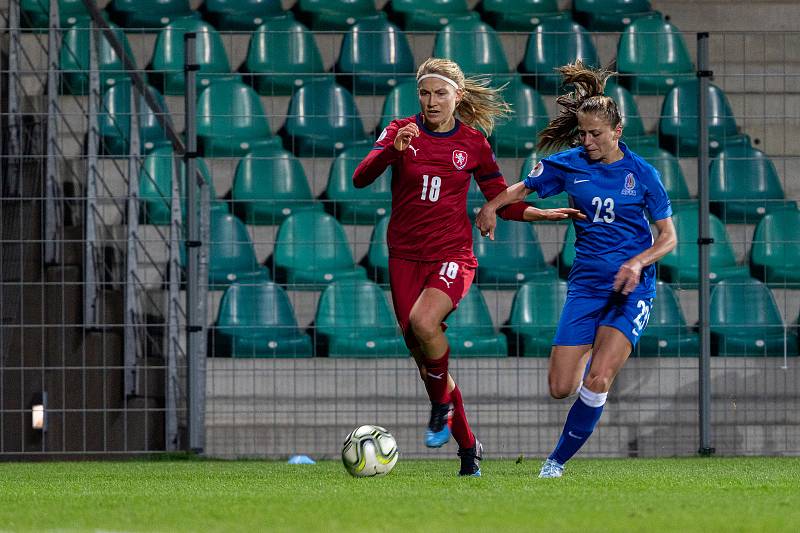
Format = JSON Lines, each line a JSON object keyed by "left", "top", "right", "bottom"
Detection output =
{"left": 452, "top": 150, "right": 468, "bottom": 170}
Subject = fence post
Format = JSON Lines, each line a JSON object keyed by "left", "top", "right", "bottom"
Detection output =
{"left": 166, "top": 154, "right": 182, "bottom": 451}
{"left": 184, "top": 33, "right": 205, "bottom": 454}
{"left": 696, "top": 32, "right": 714, "bottom": 457}
{"left": 6, "top": 0, "right": 20, "bottom": 197}
{"left": 124, "top": 70, "right": 141, "bottom": 397}
{"left": 84, "top": 17, "right": 99, "bottom": 327}
{"left": 45, "top": 0, "right": 62, "bottom": 264}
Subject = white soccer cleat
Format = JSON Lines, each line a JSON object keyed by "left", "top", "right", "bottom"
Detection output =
{"left": 538, "top": 458, "right": 564, "bottom": 478}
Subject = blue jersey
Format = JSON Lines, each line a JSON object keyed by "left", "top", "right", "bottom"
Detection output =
{"left": 523, "top": 142, "right": 672, "bottom": 297}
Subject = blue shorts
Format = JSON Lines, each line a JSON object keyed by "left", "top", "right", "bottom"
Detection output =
{"left": 553, "top": 291, "right": 654, "bottom": 348}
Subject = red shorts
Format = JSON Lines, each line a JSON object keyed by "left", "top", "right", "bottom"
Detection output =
{"left": 389, "top": 257, "right": 476, "bottom": 333}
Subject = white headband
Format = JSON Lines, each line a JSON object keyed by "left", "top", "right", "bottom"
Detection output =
{"left": 417, "top": 73, "right": 459, "bottom": 89}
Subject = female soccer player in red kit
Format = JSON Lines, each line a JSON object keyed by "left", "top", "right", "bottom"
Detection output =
{"left": 353, "top": 58, "right": 584, "bottom": 476}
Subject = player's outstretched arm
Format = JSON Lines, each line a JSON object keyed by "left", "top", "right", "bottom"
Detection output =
{"left": 475, "top": 182, "right": 530, "bottom": 239}
{"left": 476, "top": 182, "right": 584, "bottom": 240}
{"left": 613, "top": 217, "right": 677, "bottom": 294}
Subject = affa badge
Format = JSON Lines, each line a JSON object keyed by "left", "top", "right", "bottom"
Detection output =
{"left": 452, "top": 150, "right": 468, "bottom": 170}
{"left": 621, "top": 172, "right": 637, "bottom": 196}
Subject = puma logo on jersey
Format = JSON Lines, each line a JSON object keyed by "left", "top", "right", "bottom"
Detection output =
{"left": 439, "top": 276, "right": 453, "bottom": 288}
{"left": 428, "top": 372, "right": 445, "bottom": 380}
{"left": 408, "top": 145, "right": 419, "bottom": 156}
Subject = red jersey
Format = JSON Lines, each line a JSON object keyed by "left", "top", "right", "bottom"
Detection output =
{"left": 353, "top": 114, "right": 529, "bottom": 265}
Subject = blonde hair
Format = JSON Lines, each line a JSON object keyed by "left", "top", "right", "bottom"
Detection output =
{"left": 416, "top": 58, "right": 510, "bottom": 137}
{"left": 537, "top": 61, "right": 620, "bottom": 152}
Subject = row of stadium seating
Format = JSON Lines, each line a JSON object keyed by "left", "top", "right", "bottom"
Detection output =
{"left": 95, "top": 73, "right": 751, "bottom": 159}
{"left": 138, "top": 142, "right": 793, "bottom": 228}
{"left": 56, "top": 12, "right": 696, "bottom": 97}
{"left": 182, "top": 207, "right": 800, "bottom": 290}
{"left": 25, "top": 0, "right": 660, "bottom": 34}
{"left": 209, "top": 277, "right": 800, "bottom": 358}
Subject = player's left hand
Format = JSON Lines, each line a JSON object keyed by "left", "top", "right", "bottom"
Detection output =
{"left": 532, "top": 207, "right": 587, "bottom": 221}
{"left": 613, "top": 258, "right": 643, "bottom": 295}
{"left": 475, "top": 204, "right": 497, "bottom": 240}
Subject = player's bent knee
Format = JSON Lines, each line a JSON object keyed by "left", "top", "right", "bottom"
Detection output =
{"left": 584, "top": 373, "right": 613, "bottom": 393}
{"left": 408, "top": 313, "right": 441, "bottom": 342}
{"left": 548, "top": 380, "right": 578, "bottom": 400}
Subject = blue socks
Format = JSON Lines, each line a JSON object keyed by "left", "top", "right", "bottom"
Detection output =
{"left": 549, "top": 386, "right": 607, "bottom": 466}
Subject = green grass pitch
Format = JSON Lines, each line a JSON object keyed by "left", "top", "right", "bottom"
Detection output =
{"left": 1, "top": 457, "right": 798, "bottom": 532}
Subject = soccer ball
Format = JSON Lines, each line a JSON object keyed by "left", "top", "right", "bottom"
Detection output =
{"left": 341, "top": 425, "right": 399, "bottom": 477}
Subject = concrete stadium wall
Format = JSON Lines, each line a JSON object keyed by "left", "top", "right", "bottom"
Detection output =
{"left": 205, "top": 357, "right": 800, "bottom": 459}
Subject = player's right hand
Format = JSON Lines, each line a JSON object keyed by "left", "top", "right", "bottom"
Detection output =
{"left": 475, "top": 204, "right": 497, "bottom": 240}
{"left": 394, "top": 123, "right": 420, "bottom": 151}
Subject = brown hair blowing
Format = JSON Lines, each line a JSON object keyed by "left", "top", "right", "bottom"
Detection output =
{"left": 537, "top": 61, "right": 620, "bottom": 152}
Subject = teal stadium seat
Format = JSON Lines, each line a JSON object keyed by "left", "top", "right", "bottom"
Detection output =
{"left": 365, "top": 215, "right": 390, "bottom": 284}
{"left": 280, "top": 78, "right": 369, "bottom": 156}
{"left": 617, "top": 15, "right": 693, "bottom": 95}
{"left": 388, "top": 0, "right": 473, "bottom": 31}
{"left": 98, "top": 80, "right": 172, "bottom": 156}
{"left": 334, "top": 14, "right": 415, "bottom": 96}
{"left": 273, "top": 210, "right": 367, "bottom": 288}
{"left": 202, "top": 0, "right": 285, "bottom": 31}
{"left": 325, "top": 145, "right": 392, "bottom": 225}
{"left": 231, "top": 148, "right": 321, "bottom": 225}
{"left": 148, "top": 18, "right": 232, "bottom": 95}
{"left": 294, "top": 0, "right": 378, "bottom": 30}
{"left": 107, "top": 0, "right": 194, "bottom": 28}
{"left": 519, "top": 17, "right": 599, "bottom": 94}
{"left": 634, "top": 281, "right": 699, "bottom": 357}
{"left": 473, "top": 218, "right": 556, "bottom": 286}
{"left": 709, "top": 145, "right": 792, "bottom": 224}
{"left": 491, "top": 76, "right": 549, "bottom": 157}
{"left": 573, "top": 0, "right": 657, "bottom": 32}
{"left": 465, "top": 174, "right": 488, "bottom": 221}
{"left": 710, "top": 278, "right": 798, "bottom": 357}
{"left": 480, "top": 0, "right": 565, "bottom": 32}
{"left": 659, "top": 80, "right": 751, "bottom": 158}
{"left": 243, "top": 13, "right": 326, "bottom": 96}
{"left": 378, "top": 80, "right": 419, "bottom": 131}
{"left": 658, "top": 205, "right": 750, "bottom": 287}
{"left": 59, "top": 20, "right": 134, "bottom": 95}
{"left": 433, "top": 18, "right": 510, "bottom": 77}
{"left": 633, "top": 145, "right": 692, "bottom": 203}
{"left": 557, "top": 221, "right": 576, "bottom": 278}
{"left": 213, "top": 281, "right": 313, "bottom": 358}
{"left": 506, "top": 278, "right": 568, "bottom": 356}
{"left": 604, "top": 81, "right": 658, "bottom": 149}
{"left": 200, "top": 211, "right": 271, "bottom": 288}
{"left": 21, "top": 0, "right": 89, "bottom": 29}
{"left": 139, "top": 146, "right": 226, "bottom": 225}
{"left": 196, "top": 79, "right": 282, "bottom": 157}
{"left": 750, "top": 207, "right": 800, "bottom": 287}
{"left": 315, "top": 279, "right": 406, "bottom": 357}
{"left": 446, "top": 286, "right": 508, "bottom": 357}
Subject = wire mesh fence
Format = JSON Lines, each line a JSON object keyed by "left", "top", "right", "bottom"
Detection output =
{"left": 0, "top": 0, "right": 798, "bottom": 459}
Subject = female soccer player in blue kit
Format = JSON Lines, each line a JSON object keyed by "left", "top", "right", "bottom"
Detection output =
{"left": 476, "top": 62, "right": 677, "bottom": 478}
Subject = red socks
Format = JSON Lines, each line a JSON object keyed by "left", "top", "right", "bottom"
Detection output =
{"left": 450, "top": 384, "right": 475, "bottom": 449}
{"left": 423, "top": 348, "right": 450, "bottom": 404}
{"left": 423, "top": 348, "right": 475, "bottom": 449}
